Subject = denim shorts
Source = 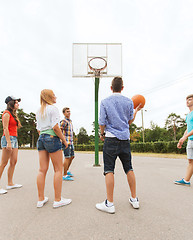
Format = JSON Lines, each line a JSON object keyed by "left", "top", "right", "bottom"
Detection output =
{"left": 62, "top": 144, "right": 75, "bottom": 158}
{"left": 37, "top": 134, "right": 62, "bottom": 153}
{"left": 103, "top": 137, "right": 133, "bottom": 175}
{"left": 1, "top": 135, "right": 18, "bottom": 148}
{"left": 187, "top": 140, "right": 193, "bottom": 160}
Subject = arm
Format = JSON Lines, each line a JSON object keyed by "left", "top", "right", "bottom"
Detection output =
{"left": 129, "top": 105, "right": 141, "bottom": 125}
{"left": 177, "top": 129, "right": 193, "bottom": 149}
{"left": 2, "top": 113, "right": 12, "bottom": 150}
{"left": 53, "top": 124, "right": 68, "bottom": 148}
{"left": 99, "top": 125, "right": 106, "bottom": 141}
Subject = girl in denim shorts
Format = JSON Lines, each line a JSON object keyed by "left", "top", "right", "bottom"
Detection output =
{"left": 36, "top": 89, "right": 72, "bottom": 208}
{"left": 0, "top": 96, "right": 22, "bottom": 195}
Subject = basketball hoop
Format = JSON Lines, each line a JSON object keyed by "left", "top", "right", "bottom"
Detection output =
{"left": 88, "top": 57, "right": 107, "bottom": 77}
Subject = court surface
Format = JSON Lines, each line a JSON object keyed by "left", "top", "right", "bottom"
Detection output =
{"left": 0, "top": 150, "right": 193, "bottom": 240}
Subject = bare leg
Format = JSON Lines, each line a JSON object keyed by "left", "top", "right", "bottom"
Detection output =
{"left": 67, "top": 156, "right": 74, "bottom": 171}
{"left": 37, "top": 151, "right": 49, "bottom": 201}
{"left": 0, "top": 148, "right": 11, "bottom": 180}
{"left": 63, "top": 158, "right": 71, "bottom": 176}
{"left": 184, "top": 159, "right": 193, "bottom": 182}
{"left": 63, "top": 156, "right": 74, "bottom": 175}
{"left": 50, "top": 150, "right": 63, "bottom": 202}
{"left": 105, "top": 172, "right": 114, "bottom": 202}
{"left": 127, "top": 170, "right": 136, "bottom": 198}
{"left": 7, "top": 148, "right": 18, "bottom": 185}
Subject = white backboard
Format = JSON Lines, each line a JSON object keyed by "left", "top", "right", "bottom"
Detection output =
{"left": 72, "top": 43, "right": 122, "bottom": 78}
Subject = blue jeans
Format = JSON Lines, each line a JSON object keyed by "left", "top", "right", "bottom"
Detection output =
{"left": 103, "top": 137, "right": 133, "bottom": 175}
{"left": 37, "top": 134, "right": 62, "bottom": 153}
{"left": 1, "top": 136, "right": 18, "bottom": 148}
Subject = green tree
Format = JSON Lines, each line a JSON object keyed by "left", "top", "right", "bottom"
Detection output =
{"left": 77, "top": 127, "right": 89, "bottom": 144}
{"left": 27, "top": 112, "right": 39, "bottom": 148}
{"left": 144, "top": 122, "right": 168, "bottom": 142}
{"left": 91, "top": 121, "right": 100, "bottom": 136}
{"left": 165, "top": 113, "right": 185, "bottom": 141}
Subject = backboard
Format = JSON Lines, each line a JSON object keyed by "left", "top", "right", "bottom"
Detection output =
{"left": 72, "top": 43, "right": 122, "bottom": 78}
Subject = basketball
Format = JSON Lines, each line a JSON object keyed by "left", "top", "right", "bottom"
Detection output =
{"left": 131, "top": 94, "right": 146, "bottom": 109}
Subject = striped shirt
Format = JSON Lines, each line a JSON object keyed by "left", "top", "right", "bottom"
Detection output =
{"left": 60, "top": 117, "right": 74, "bottom": 144}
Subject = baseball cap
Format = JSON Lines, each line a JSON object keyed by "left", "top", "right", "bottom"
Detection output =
{"left": 5, "top": 96, "right": 21, "bottom": 104}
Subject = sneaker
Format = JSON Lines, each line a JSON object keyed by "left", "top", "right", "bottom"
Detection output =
{"left": 174, "top": 178, "right": 190, "bottom": 186}
{"left": 67, "top": 171, "right": 74, "bottom": 177}
{"left": 129, "top": 198, "right": 140, "bottom": 209}
{"left": 37, "top": 197, "right": 49, "bottom": 208}
{"left": 0, "top": 188, "right": 8, "bottom": 195}
{"left": 96, "top": 200, "right": 115, "bottom": 214}
{"left": 63, "top": 175, "right": 74, "bottom": 181}
{"left": 6, "top": 184, "right": 22, "bottom": 190}
{"left": 53, "top": 197, "right": 72, "bottom": 208}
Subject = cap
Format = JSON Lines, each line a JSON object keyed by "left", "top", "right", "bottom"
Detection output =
{"left": 5, "top": 96, "right": 21, "bottom": 104}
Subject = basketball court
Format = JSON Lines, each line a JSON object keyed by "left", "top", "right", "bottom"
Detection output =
{"left": 0, "top": 150, "right": 193, "bottom": 240}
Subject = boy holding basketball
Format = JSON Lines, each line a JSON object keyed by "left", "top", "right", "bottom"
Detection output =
{"left": 96, "top": 77, "right": 141, "bottom": 214}
{"left": 175, "top": 94, "right": 193, "bottom": 186}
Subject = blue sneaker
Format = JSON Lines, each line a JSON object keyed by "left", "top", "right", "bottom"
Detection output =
{"left": 63, "top": 175, "right": 74, "bottom": 181}
{"left": 174, "top": 178, "right": 190, "bottom": 186}
{"left": 67, "top": 171, "right": 74, "bottom": 177}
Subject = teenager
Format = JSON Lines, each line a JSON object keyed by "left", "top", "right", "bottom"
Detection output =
{"left": 60, "top": 107, "right": 75, "bottom": 181}
{"left": 36, "top": 89, "right": 72, "bottom": 208}
{"left": 96, "top": 77, "right": 141, "bottom": 214}
{"left": 175, "top": 94, "right": 193, "bottom": 186}
{"left": 0, "top": 96, "right": 22, "bottom": 195}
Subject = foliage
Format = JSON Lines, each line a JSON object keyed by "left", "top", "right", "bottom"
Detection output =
{"left": 165, "top": 113, "right": 186, "bottom": 141}
{"left": 77, "top": 127, "right": 90, "bottom": 144}
{"left": 130, "top": 130, "right": 141, "bottom": 142}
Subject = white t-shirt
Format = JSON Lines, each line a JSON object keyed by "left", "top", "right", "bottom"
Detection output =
{"left": 36, "top": 105, "right": 60, "bottom": 131}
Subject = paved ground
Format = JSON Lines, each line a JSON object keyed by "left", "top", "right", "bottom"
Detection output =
{"left": 0, "top": 150, "right": 193, "bottom": 240}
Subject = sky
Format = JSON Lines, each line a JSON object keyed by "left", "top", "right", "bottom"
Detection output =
{"left": 0, "top": 0, "right": 193, "bottom": 135}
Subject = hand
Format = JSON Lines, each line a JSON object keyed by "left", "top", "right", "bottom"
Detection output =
{"left": 6, "top": 142, "right": 12, "bottom": 151}
{"left": 100, "top": 135, "right": 105, "bottom": 141}
{"left": 63, "top": 140, "right": 68, "bottom": 149}
{"left": 177, "top": 136, "right": 186, "bottom": 149}
{"left": 177, "top": 142, "right": 182, "bottom": 149}
{"left": 135, "top": 103, "right": 142, "bottom": 112}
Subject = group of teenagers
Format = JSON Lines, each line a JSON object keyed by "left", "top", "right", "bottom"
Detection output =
{"left": 0, "top": 77, "right": 193, "bottom": 213}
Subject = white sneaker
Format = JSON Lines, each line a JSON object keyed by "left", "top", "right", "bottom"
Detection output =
{"left": 37, "top": 197, "right": 49, "bottom": 208}
{"left": 0, "top": 188, "right": 8, "bottom": 195}
{"left": 96, "top": 200, "right": 115, "bottom": 214}
{"left": 129, "top": 198, "right": 140, "bottom": 209}
{"left": 53, "top": 197, "right": 72, "bottom": 208}
{"left": 6, "top": 184, "right": 22, "bottom": 190}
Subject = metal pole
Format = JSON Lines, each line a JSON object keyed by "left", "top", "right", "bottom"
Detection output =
{"left": 141, "top": 109, "right": 145, "bottom": 143}
{"left": 94, "top": 77, "right": 100, "bottom": 166}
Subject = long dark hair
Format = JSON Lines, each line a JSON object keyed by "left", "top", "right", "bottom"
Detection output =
{"left": 6, "top": 100, "right": 21, "bottom": 128}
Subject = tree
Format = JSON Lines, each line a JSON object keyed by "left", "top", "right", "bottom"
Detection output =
{"left": 91, "top": 121, "right": 100, "bottom": 136}
{"left": 77, "top": 127, "right": 89, "bottom": 144}
{"left": 27, "top": 112, "right": 39, "bottom": 148}
{"left": 144, "top": 122, "right": 166, "bottom": 142}
{"left": 130, "top": 130, "right": 141, "bottom": 142}
{"left": 165, "top": 113, "right": 185, "bottom": 141}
